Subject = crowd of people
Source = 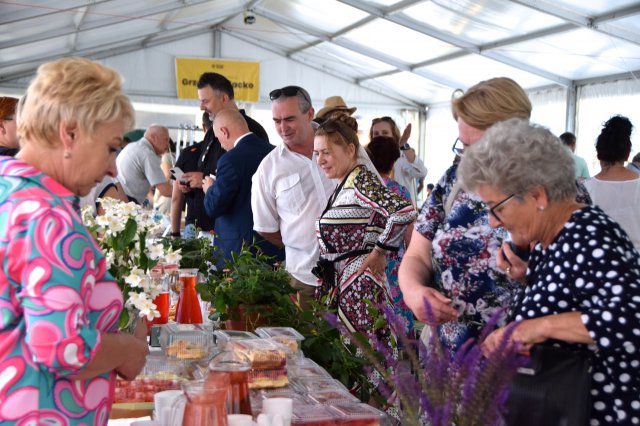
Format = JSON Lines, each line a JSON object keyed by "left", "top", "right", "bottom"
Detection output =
{"left": 0, "top": 57, "right": 638, "bottom": 425}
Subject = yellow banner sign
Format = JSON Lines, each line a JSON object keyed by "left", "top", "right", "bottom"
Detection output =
{"left": 175, "top": 57, "right": 260, "bottom": 102}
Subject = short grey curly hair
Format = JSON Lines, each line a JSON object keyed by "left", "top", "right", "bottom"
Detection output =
{"left": 458, "top": 118, "right": 576, "bottom": 202}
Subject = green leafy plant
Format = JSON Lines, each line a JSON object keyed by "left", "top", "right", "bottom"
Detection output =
{"left": 162, "top": 234, "right": 217, "bottom": 274}
{"left": 196, "top": 243, "right": 293, "bottom": 325}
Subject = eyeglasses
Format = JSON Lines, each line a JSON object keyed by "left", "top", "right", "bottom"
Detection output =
{"left": 451, "top": 138, "right": 464, "bottom": 156}
{"left": 269, "top": 86, "right": 311, "bottom": 104}
{"left": 488, "top": 193, "right": 516, "bottom": 223}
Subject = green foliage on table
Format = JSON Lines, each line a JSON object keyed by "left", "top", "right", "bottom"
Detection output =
{"left": 162, "top": 234, "right": 217, "bottom": 274}
{"left": 195, "top": 242, "right": 372, "bottom": 401}
{"left": 196, "top": 244, "right": 293, "bottom": 322}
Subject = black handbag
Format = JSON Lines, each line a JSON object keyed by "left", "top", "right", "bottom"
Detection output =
{"left": 505, "top": 344, "right": 592, "bottom": 426}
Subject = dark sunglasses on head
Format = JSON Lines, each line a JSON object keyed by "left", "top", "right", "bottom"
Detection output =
{"left": 319, "top": 119, "right": 354, "bottom": 143}
{"left": 269, "top": 86, "right": 311, "bottom": 104}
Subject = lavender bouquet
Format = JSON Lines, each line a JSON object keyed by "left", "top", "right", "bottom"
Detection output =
{"left": 327, "top": 301, "right": 524, "bottom": 426}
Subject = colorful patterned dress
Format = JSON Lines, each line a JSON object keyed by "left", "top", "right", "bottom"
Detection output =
{"left": 316, "top": 165, "right": 416, "bottom": 362}
{"left": 416, "top": 164, "right": 518, "bottom": 351}
{"left": 0, "top": 157, "right": 123, "bottom": 425}
{"left": 382, "top": 176, "right": 415, "bottom": 337}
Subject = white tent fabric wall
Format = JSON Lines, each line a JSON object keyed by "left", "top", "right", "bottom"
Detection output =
{"left": 423, "top": 103, "right": 458, "bottom": 187}
{"left": 98, "top": 32, "right": 413, "bottom": 112}
{"left": 577, "top": 79, "right": 640, "bottom": 176}
{"left": 92, "top": 31, "right": 421, "bottom": 147}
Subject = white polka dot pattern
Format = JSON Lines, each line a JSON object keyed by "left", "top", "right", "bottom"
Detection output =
{"left": 514, "top": 206, "right": 640, "bottom": 424}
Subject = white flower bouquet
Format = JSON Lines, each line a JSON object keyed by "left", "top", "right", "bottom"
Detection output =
{"left": 82, "top": 198, "right": 182, "bottom": 329}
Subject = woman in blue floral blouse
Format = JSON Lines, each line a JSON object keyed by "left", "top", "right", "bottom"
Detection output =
{"left": 398, "top": 77, "right": 533, "bottom": 351}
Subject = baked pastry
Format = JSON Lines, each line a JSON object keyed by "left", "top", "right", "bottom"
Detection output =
{"left": 166, "top": 339, "right": 207, "bottom": 360}
{"left": 248, "top": 367, "right": 288, "bottom": 389}
{"left": 227, "top": 339, "right": 287, "bottom": 370}
{"left": 271, "top": 335, "right": 299, "bottom": 352}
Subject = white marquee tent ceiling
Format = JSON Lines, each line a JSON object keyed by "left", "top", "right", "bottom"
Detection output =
{"left": 1, "top": 0, "right": 640, "bottom": 108}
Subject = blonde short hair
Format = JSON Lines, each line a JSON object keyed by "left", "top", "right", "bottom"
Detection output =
{"left": 452, "top": 77, "right": 532, "bottom": 130}
{"left": 19, "top": 57, "right": 134, "bottom": 147}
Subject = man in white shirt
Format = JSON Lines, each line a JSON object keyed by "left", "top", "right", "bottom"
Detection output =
{"left": 251, "top": 86, "right": 335, "bottom": 307}
{"left": 116, "top": 124, "right": 172, "bottom": 204}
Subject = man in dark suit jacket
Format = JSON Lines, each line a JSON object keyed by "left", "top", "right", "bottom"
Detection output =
{"left": 202, "top": 109, "right": 284, "bottom": 267}
{"left": 178, "top": 73, "right": 269, "bottom": 232}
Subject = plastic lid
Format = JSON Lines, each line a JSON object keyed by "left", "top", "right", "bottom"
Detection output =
{"left": 255, "top": 327, "right": 305, "bottom": 341}
{"left": 287, "top": 363, "right": 332, "bottom": 379}
{"left": 159, "top": 324, "right": 214, "bottom": 360}
{"left": 291, "top": 405, "right": 337, "bottom": 424}
{"left": 327, "top": 403, "right": 385, "bottom": 421}
{"left": 208, "top": 350, "right": 251, "bottom": 372}
{"left": 292, "top": 377, "right": 347, "bottom": 393}
{"left": 214, "top": 330, "right": 258, "bottom": 347}
{"left": 306, "top": 389, "right": 359, "bottom": 405}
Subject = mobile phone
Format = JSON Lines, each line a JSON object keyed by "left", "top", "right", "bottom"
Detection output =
{"left": 170, "top": 166, "right": 184, "bottom": 180}
{"left": 498, "top": 236, "right": 530, "bottom": 264}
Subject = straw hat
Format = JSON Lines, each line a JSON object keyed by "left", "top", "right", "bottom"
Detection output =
{"left": 315, "top": 96, "right": 357, "bottom": 119}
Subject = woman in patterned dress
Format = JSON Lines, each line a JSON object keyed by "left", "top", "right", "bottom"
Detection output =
{"left": 313, "top": 116, "right": 416, "bottom": 388}
{"left": 459, "top": 118, "right": 639, "bottom": 425}
{"left": 0, "top": 58, "right": 149, "bottom": 425}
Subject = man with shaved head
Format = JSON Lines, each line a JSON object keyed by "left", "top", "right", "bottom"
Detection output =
{"left": 116, "top": 124, "right": 172, "bottom": 204}
{"left": 202, "top": 109, "right": 282, "bottom": 266}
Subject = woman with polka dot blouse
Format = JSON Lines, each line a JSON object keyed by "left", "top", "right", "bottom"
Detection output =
{"left": 459, "top": 118, "right": 640, "bottom": 425}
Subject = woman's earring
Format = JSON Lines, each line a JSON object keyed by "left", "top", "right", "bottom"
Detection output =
{"left": 64, "top": 150, "right": 72, "bottom": 159}
{"left": 537, "top": 206, "right": 545, "bottom": 211}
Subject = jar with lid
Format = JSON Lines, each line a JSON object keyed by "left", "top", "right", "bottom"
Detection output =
{"left": 208, "top": 350, "right": 252, "bottom": 416}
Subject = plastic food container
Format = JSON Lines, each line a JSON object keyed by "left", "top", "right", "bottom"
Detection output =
{"left": 225, "top": 338, "right": 288, "bottom": 370}
{"left": 213, "top": 330, "right": 258, "bottom": 349}
{"left": 306, "top": 389, "right": 359, "bottom": 405}
{"left": 291, "top": 405, "right": 337, "bottom": 425}
{"left": 159, "top": 323, "right": 215, "bottom": 360}
{"left": 292, "top": 377, "right": 348, "bottom": 394}
{"left": 328, "top": 403, "right": 386, "bottom": 426}
{"left": 287, "top": 362, "right": 332, "bottom": 379}
{"left": 115, "top": 354, "right": 185, "bottom": 404}
{"left": 254, "top": 388, "right": 309, "bottom": 409}
{"left": 255, "top": 326, "right": 306, "bottom": 353}
{"left": 248, "top": 367, "right": 289, "bottom": 389}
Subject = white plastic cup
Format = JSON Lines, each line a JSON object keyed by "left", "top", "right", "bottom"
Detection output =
{"left": 228, "top": 414, "right": 255, "bottom": 426}
{"left": 154, "top": 390, "right": 183, "bottom": 426}
{"left": 261, "top": 398, "right": 293, "bottom": 426}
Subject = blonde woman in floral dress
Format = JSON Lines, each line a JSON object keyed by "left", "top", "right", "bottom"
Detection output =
{"left": 0, "top": 58, "right": 149, "bottom": 425}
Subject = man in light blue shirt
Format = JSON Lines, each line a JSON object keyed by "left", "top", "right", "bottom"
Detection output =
{"left": 560, "top": 132, "right": 590, "bottom": 179}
